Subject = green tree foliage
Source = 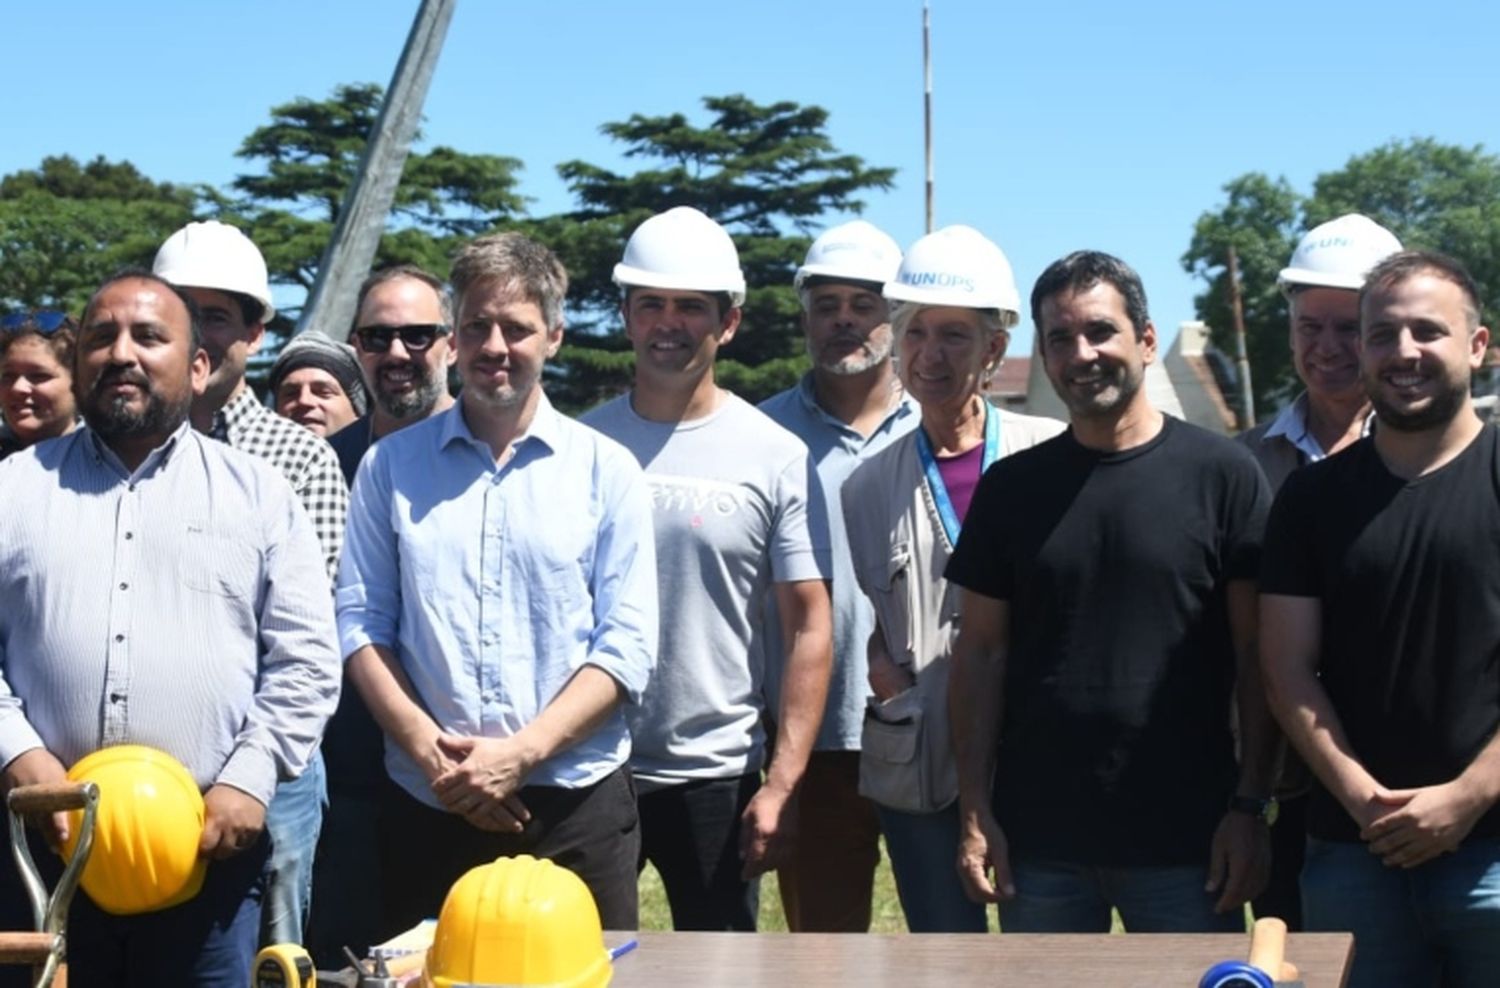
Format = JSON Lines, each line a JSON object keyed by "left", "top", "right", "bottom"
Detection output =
{"left": 227, "top": 82, "right": 527, "bottom": 295}
{"left": 1183, "top": 138, "right": 1500, "bottom": 418}
{"left": 1181, "top": 173, "right": 1302, "bottom": 413}
{"left": 513, "top": 212, "right": 638, "bottom": 412}
{"left": 0, "top": 156, "right": 200, "bottom": 313}
{"left": 2, "top": 89, "right": 892, "bottom": 418}
{"left": 540, "top": 94, "right": 896, "bottom": 411}
{"left": 1308, "top": 139, "right": 1500, "bottom": 317}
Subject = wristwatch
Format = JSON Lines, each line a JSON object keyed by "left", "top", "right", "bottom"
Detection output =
{"left": 1228, "top": 794, "right": 1279, "bottom": 826}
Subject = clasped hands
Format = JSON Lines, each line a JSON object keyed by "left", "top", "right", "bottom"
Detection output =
{"left": 1356, "top": 778, "right": 1487, "bottom": 869}
{"left": 426, "top": 732, "right": 536, "bottom": 833}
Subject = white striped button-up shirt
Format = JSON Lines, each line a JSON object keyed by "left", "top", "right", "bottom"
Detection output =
{"left": 0, "top": 423, "right": 341, "bottom": 806}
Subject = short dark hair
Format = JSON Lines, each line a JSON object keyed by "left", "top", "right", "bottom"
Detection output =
{"left": 1361, "top": 249, "right": 1484, "bottom": 333}
{"left": 350, "top": 264, "right": 454, "bottom": 338}
{"left": 225, "top": 290, "right": 263, "bottom": 329}
{"left": 797, "top": 274, "right": 884, "bottom": 315}
{"left": 0, "top": 312, "right": 77, "bottom": 369}
{"left": 1030, "top": 250, "right": 1151, "bottom": 340}
{"left": 82, "top": 268, "right": 203, "bottom": 353}
{"left": 623, "top": 286, "right": 735, "bottom": 323}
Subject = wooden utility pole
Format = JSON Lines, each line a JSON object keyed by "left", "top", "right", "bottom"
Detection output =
{"left": 297, "top": 0, "right": 457, "bottom": 338}
{"left": 1226, "top": 245, "right": 1256, "bottom": 429}
{"left": 923, "top": 2, "right": 934, "bottom": 233}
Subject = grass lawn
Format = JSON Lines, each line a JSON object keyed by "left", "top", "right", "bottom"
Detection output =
{"left": 637, "top": 837, "right": 982, "bottom": 933}
{"left": 638, "top": 842, "right": 1242, "bottom": 933}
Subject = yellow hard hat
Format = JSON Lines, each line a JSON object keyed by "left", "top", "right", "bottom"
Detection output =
{"left": 424, "top": 855, "right": 612, "bottom": 988}
{"left": 61, "top": 744, "right": 207, "bottom": 915}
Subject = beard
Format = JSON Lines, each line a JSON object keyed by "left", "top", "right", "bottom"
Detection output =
{"left": 809, "top": 331, "right": 893, "bottom": 377}
{"left": 1052, "top": 360, "right": 1144, "bottom": 418}
{"left": 82, "top": 367, "right": 191, "bottom": 442}
{"left": 1365, "top": 368, "right": 1470, "bottom": 433}
{"left": 373, "top": 364, "right": 446, "bottom": 420}
{"left": 464, "top": 365, "right": 534, "bottom": 411}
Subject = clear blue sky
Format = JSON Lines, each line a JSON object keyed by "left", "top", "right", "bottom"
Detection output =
{"left": 5, "top": 0, "right": 1497, "bottom": 350}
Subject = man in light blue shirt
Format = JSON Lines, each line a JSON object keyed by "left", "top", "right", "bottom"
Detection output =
{"left": 758, "top": 221, "right": 916, "bottom": 932}
{"left": 336, "top": 233, "right": 657, "bottom": 932}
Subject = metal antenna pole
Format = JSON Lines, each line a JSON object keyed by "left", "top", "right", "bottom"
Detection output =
{"left": 923, "top": 1, "right": 934, "bottom": 233}
{"left": 1226, "top": 245, "right": 1256, "bottom": 429}
{"left": 295, "top": 0, "right": 458, "bottom": 338}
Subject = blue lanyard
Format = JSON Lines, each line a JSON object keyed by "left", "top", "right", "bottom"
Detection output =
{"left": 916, "top": 403, "right": 1000, "bottom": 547}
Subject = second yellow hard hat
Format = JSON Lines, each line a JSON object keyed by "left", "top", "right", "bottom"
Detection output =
{"left": 424, "top": 854, "right": 612, "bottom": 988}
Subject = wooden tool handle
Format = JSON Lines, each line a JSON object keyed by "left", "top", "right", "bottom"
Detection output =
{"left": 1248, "top": 916, "right": 1288, "bottom": 976}
{"left": 6, "top": 782, "right": 92, "bottom": 814}
{"left": 0, "top": 932, "right": 60, "bottom": 965}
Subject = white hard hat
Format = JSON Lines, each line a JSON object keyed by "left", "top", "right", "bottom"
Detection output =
{"left": 794, "top": 220, "right": 902, "bottom": 292}
{"left": 612, "top": 206, "right": 746, "bottom": 307}
{"left": 884, "top": 225, "right": 1020, "bottom": 320}
{"left": 153, "top": 221, "right": 275, "bottom": 323}
{"left": 1278, "top": 214, "right": 1403, "bottom": 294}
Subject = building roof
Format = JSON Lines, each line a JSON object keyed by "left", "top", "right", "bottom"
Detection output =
{"left": 988, "top": 356, "right": 1030, "bottom": 399}
{"left": 1012, "top": 321, "right": 1240, "bottom": 434}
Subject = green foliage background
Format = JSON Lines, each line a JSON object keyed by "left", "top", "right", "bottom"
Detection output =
{"left": 1182, "top": 138, "right": 1500, "bottom": 415}
{"left": 7, "top": 85, "right": 1498, "bottom": 421}
{"left": 0, "top": 86, "right": 893, "bottom": 413}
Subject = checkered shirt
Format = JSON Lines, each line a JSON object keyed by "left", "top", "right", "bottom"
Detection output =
{"left": 210, "top": 388, "right": 349, "bottom": 580}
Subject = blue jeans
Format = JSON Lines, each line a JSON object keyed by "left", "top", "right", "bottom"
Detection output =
{"left": 307, "top": 675, "right": 390, "bottom": 966}
{"left": 260, "top": 751, "right": 326, "bottom": 946}
{"left": 307, "top": 779, "right": 394, "bottom": 966}
{"left": 876, "top": 803, "right": 987, "bottom": 932}
{"left": 999, "top": 857, "right": 1245, "bottom": 932}
{"left": 1302, "top": 836, "right": 1500, "bottom": 988}
{"left": 51, "top": 834, "right": 268, "bottom": 986}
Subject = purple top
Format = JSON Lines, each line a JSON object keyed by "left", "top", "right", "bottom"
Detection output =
{"left": 936, "top": 442, "right": 986, "bottom": 526}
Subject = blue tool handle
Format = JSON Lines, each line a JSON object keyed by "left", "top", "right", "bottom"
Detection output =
{"left": 1199, "top": 960, "right": 1274, "bottom": 988}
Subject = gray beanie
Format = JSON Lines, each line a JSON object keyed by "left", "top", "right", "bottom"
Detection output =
{"left": 267, "top": 332, "right": 368, "bottom": 416}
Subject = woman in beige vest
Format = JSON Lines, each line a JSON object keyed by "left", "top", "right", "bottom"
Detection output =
{"left": 844, "top": 227, "right": 1063, "bottom": 932}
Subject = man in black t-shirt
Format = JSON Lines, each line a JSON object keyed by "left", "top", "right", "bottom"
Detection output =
{"left": 947, "top": 250, "right": 1278, "bottom": 932}
{"left": 1237, "top": 214, "right": 1402, "bottom": 932}
{"left": 1261, "top": 250, "right": 1500, "bottom": 988}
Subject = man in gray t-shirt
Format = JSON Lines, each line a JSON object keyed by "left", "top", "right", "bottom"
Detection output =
{"left": 584, "top": 207, "right": 833, "bottom": 931}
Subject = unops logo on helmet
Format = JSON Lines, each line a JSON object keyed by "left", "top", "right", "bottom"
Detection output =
{"left": 900, "top": 271, "right": 976, "bottom": 292}
{"left": 883, "top": 225, "right": 1021, "bottom": 318}
{"left": 1278, "top": 214, "right": 1402, "bottom": 294}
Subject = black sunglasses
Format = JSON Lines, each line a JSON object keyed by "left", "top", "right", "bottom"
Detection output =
{"left": 2, "top": 310, "right": 72, "bottom": 334}
{"left": 354, "top": 323, "right": 449, "bottom": 354}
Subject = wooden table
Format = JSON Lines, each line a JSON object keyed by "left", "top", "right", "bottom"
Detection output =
{"left": 606, "top": 932, "right": 1354, "bottom": 987}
